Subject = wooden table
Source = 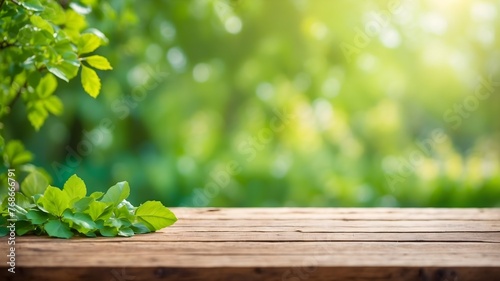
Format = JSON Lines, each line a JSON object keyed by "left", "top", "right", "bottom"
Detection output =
{"left": 2, "top": 208, "right": 500, "bottom": 280}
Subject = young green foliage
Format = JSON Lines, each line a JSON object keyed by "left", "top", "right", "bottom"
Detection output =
{"left": 0, "top": 0, "right": 113, "bottom": 131}
{"left": 0, "top": 174, "right": 177, "bottom": 239}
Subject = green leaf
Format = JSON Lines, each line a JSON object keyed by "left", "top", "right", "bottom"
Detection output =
{"left": 78, "top": 33, "right": 101, "bottom": 54}
{"left": 41, "top": 1, "right": 65, "bottom": 25}
{"left": 38, "top": 186, "right": 70, "bottom": 216}
{"left": 4, "top": 141, "right": 33, "bottom": 166}
{"left": 84, "top": 232, "right": 96, "bottom": 237}
{"left": 21, "top": 0, "right": 44, "bottom": 11}
{"left": 27, "top": 102, "right": 48, "bottom": 131}
{"left": 36, "top": 74, "right": 57, "bottom": 98}
{"left": 44, "top": 219, "right": 73, "bottom": 238}
{"left": 89, "top": 192, "right": 104, "bottom": 200}
{"left": 62, "top": 210, "right": 97, "bottom": 231}
{"left": 47, "top": 63, "right": 79, "bottom": 82}
{"left": 101, "top": 181, "right": 130, "bottom": 206}
{"left": 21, "top": 171, "right": 49, "bottom": 198}
{"left": 83, "top": 55, "right": 112, "bottom": 70}
{"left": 62, "top": 175, "right": 87, "bottom": 202}
{"left": 99, "top": 226, "right": 118, "bottom": 237}
{"left": 85, "top": 201, "right": 108, "bottom": 221}
{"left": 81, "top": 65, "right": 101, "bottom": 98}
{"left": 16, "top": 220, "right": 35, "bottom": 235}
{"left": 135, "top": 201, "right": 177, "bottom": 231}
{"left": 46, "top": 66, "right": 68, "bottom": 82}
{"left": 118, "top": 227, "right": 134, "bottom": 237}
{"left": 85, "top": 28, "right": 109, "bottom": 45}
{"left": 12, "top": 204, "right": 28, "bottom": 219}
{"left": 104, "top": 217, "right": 123, "bottom": 228}
{"left": 130, "top": 223, "right": 151, "bottom": 234}
{"left": 114, "top": 206, "right": 135, "bottom": 223}
{"left": 30, "top": 15, "right": 54, "bottom": 34}
{"left": 43, "top": 96, "right": 64, "bottom": 115}
{"left": 73, "top": 197, "right": 94, "bottom": 212}
{"left": 65, "top": 10, "right": 87, "bottom": 35}
{"left": 46, "top": 51, "right": 80, "bottom": 82}
{"left": 26, "top": 210, "right": 50, "bottom": 225}
{"left": 16, "top": 192, "right": 34, "bottom": 209}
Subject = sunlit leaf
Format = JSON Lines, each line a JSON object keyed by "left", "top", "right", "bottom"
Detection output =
{"left": 101, "top": 182, "right": 130, "bottom": 206}
{"left": 21, "top": 171, "right": 49, "bottom": 198}
{"left": 62, "top": 174, "right": 87, "bottom": 202}
{"left": 135, "top": 201, "right": 177, "bottom": 231}
{"left": 81, "top": 65, "right": 101, "bottom": 98}
{"left": 83, "top": 55, "right": 112, "bottom": 70}
{"left": 30, "top": 14, "right": 54, "bottom": 34}
{"left": 36, "top": 74, "right": 57, "bottom": 98}
{"left": 78, "top": 33, "right": 101, "bottom": 54}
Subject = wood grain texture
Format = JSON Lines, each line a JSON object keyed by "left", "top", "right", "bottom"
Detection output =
{"left": 1, "top": 208, "right": 499, "bottom": 281}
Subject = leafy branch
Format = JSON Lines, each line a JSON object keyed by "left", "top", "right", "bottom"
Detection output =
{"left": 0, "top": 0, "right": 112, "bottom": 131}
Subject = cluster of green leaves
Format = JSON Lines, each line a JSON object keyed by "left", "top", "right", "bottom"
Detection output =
{"left": 0, "top": 174, "right": 177, "bottom": 238}
{"left": 0, "top": 0, "right": 112, "bottom": 130}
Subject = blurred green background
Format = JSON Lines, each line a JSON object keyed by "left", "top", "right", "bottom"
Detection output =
{"left": 5, "top": 0, "right": 500, "bottom": 207}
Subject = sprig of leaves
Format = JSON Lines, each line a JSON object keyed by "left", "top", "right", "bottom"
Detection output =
{"left": 0, "top": 0, "right": 113, "bottom": 130}
{"left": 0, "top": 174, "right": 177, "bottom": 238}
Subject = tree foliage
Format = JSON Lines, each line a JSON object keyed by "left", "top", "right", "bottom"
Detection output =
{"left": 0, "top": 0, "right": 176, "bottom": 238}
{"left": 0, "top": 0, "right": 111, "bottom": 130}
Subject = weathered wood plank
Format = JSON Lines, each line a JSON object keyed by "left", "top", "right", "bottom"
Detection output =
{"left": 13, "top": 242, "right": 500, "bottom": 266}
{"left": 173, "top": 208, "right": 500, "bottom": 220}
{"left": 171, "top": 219, "right": 500, "bottom": 230}
{"left": 16, "top": 231, "right": 500, "bottom": 243}
{"left": 0, "top": 208, "right": 499, "bottom": 281}
{"left": 126, "top": 225, "right": 500, "bottom": 232}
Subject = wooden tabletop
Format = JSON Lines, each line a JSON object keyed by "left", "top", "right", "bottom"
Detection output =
{"left": 2, "top": 208, "right": 500, "bottom": 281}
